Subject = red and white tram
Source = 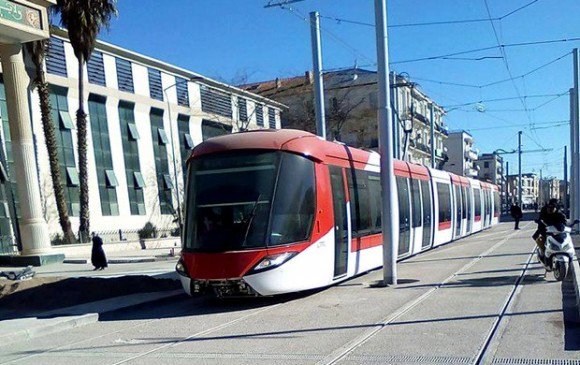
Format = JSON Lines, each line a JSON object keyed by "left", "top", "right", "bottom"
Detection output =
{"left": 176, "top": 129, "right": 500, "bottom": 297}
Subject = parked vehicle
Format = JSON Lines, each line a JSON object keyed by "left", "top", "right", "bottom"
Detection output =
{"left": 176, "top": 129, "right": 500, "bottom": 297}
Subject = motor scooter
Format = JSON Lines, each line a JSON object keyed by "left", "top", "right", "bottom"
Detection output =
{"left": 538, "top": 219, "right": 579, "bottom": 281}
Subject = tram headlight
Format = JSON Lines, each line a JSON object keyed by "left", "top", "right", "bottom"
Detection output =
{"left": 249, "top": 252, "right": 297, "bottom": 274}
{"left": 176, "top": 259, "right": 188, "bottom": 277}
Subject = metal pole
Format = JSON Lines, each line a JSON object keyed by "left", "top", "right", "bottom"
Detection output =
{"left": 570, "top": 88, "right": 576, "bottom": 223}
{"left": 390, "top": 72, "right": 399, "bottom": 158}
{"left": 564, "top": 145, "right": 568, "bottom": 216}
{"left": 518, "top": 131, "right": 522, "bottom": 207}
{"left": 574, "top": 49, "right": 580, "bottom": 226}
{"left": 375, "top": 0, "right": 398, "bottom": 286}
{"left": 310, "top": 11, "right": 326, "bottom": 140}
{"left": 430, "top": 103, "right": 435, "bottom": 168}
{"left": 506, "top": 161, "right": 509, "bottom": 209}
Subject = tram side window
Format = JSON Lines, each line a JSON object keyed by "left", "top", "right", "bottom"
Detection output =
{"left": 493, "top": 191, "right": 500, "bottom": 216}
{"left": 347, "top": 169, "right": 372, "bottom": 236}
{"left": 436, "top": 182, "right": 452, "bottom": 223}
{"left": 474, "top": 189, "right": 481, "bottom": 217}
{"left": 368, "top": 173, "right": 382, "bottom": 233}
{"left": 461, "top": 186, "right": 467, "bottom": 219}
{"left": 410, "top": 179, "right": 422, "bottom": 228}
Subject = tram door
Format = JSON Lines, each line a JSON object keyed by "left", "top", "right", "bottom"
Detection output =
{"left": 396, "top": 177, "right": 411, "bottom": 256}
{"left": 330, "top": 167, "right": 348, "bottom": 278}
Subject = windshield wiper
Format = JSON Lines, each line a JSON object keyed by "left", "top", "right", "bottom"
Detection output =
{"left": 241, "top": 193, "right": 262, "bottom": 248}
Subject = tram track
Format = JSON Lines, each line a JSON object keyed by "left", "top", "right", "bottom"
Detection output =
{"left": 319, "top": 222, "right": 534, "bottom": 365}
{"left": 1, "top": 223, "right": 528, "bottom": 365}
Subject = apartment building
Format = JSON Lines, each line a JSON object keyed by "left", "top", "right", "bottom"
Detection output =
{"left": 443, "top": 131, "right": 479, "bottom": 178}
{"left": 507, "top": 173, "right": 539, "bottom": 208}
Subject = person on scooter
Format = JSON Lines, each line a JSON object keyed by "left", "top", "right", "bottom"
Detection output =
{"left": 532, "top": 198, "right": 567, "bottom": 259}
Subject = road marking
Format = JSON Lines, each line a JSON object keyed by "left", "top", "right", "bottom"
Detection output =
{"left": 318, "top": 222, "right": 533, "bottom": 365}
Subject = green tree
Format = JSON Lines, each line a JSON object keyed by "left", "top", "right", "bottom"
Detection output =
{"left": 26, "top": 39, "right": 77, "bottom": 244}
{"left": 54, "top": 0, "right": 117, "bottom": 242}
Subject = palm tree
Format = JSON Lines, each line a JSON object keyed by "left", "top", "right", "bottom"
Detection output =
{"left": 55, "top": 0, "right": 117, "bottom": 242}
{"left": 26, "top": 39, "right": 76, "bottom": 244}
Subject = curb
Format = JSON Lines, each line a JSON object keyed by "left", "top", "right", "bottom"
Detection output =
{"left": 0, "top": 289, "right": 183, "bottom": 347}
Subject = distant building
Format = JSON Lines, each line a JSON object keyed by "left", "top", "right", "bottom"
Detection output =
{"left": 475, "top": 153, "right": 504, "bottom": 185}
{"left": 443, "top": 131, "right": 479, "bottom": 178}
{"left": 241, "top": 69, "right": 449, "bottom": 167}
{"left": 539, "top": 178, "right": 560, "bottom": 206}
{"left": 559, "top": 180, "right": 569, "bottom": 209}
{"left": 507, "top": 173, "right": 539, "bottom": 208}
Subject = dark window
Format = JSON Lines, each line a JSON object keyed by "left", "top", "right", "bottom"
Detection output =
{"left": 46, "top": 37, "right": 67, "bottom": 77}
{"left": 238, "top": 97, "right": 248, "bottom": 122}
{"left": 118, "top": 101, "right": 145, "bottom": 215}
{"left": 200, "top": 86, "right": 232, "bottom": 118}
{"left": 148, "top": 68, "right": 163, "bottom": 101}
{"left": 89, "top": 94, "right": 118, "bottom": 216}
{"left": 396, "top": 177, "right": 411, "bottom": 254}
{"left": 347, "top": 170, "right": 372, "bottom": 236}
{"left": 436, "top": 182, "right": 452, "bottom": 223}
{"left": 493, "top": 191, "right": 500, "bottom": 216}
{"left": 150, "top": 108, "right": 173, "bottom": 214}
{"left": 177, "top": 114, "right": 192, "bottom": 183}
{"left": 49, "top": 86, "right": 79, "bottom": 216}
{"left": 484, "top": 161, "right": 489, "bottom": 168}
{"left": 368, "top": 173, "right": 382, "bottom": 232}
{"left": 116, "top": 58, "right": 134, "bottom": 93}
{"left": 270, "top": 153, "right": 316, "bottom": 245}
{"left": 410, "top": 179, "right": 422, "bottom": 228}
{"left": 454, "top": 185, "right": 462, "bottom": 236}
{"left": 87, "top": 51, "right": 106, "bottom": 86}
{"left": 474, "top": 188, "right": 482, "bottom": 217}
{"left": 268, "top": 107, "right": 276, "bottom": 129}
{"left": 420, "top": 180, "right": 432, "bottom": 248}
{"left": 0, "top": 78, "right": 17, "bottom": 252}
{"left": 176, "top": 77, "right": 189, "bottom": 107}
{"left": 256, "top": 105, "right": 264, "bottom": 127}
{"left": 201, "top": 119, "right": 231, "bottom": 141}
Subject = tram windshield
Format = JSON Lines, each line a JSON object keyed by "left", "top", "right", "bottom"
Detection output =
{"left": 183, "top": 150, "right": 316, "bottom": 252}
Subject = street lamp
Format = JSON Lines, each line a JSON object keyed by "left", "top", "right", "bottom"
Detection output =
{"left": 163, "top": 76, "right": 203, "bottom": 229}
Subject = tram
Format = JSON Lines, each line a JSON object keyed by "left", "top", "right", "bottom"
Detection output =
{"left": 176, "top": 129, "right": 500, "bottom": 297}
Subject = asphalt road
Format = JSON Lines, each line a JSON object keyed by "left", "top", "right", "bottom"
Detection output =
{"left": 1, "top": 222, "right": 578, "bottom": 365}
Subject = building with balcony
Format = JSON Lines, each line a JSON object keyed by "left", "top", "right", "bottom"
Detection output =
{"left": 475, "top": 153, "right": 504, "bottom": 185}
{"left": 240, "top": 68, "right": 448, "bottom": 168}
{"left": 507, "top": 173, "right": 539, "bottom": 208}
{"left": 443, "top": 131, "right": 479, "bottom": 178}
{"left": 0, "top": 29, "right": 284, "bottom": 254}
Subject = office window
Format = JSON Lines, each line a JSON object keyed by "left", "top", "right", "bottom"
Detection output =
{"left": 87, "top": 51, "right": 106, "bottom": 86}
{"left": 150, "top": 108, "right": 173, "bottom": 214}
{"left": 118, "top": 101, "right": 145, "bottom": 215}
{"left": 177, "top": 114, "right": 192, "bottom": 183}
{"left": 116, "top": 58, "right": 134, "bottom": 93}
{"left": 49, "top": 86, "right": 79, "bottom": 216}
{"left": 148, "top": 68, "right": 163, "bottom": 101}
{"left": 268, "top": 107, "right": 276, "bottom": 129}
{"left": 256, "top": 105, "right": 264, "bottom": 127}
{"left": 200, "top": 86, "right": 232, "bottom": 118}
{"left": 201, "top": 119, "right": 231, "bottom": 141}
{"left": 89, "top": 94, "right": 118, "bottom": 216}
{"left": 46, "top": 37, "right": 67, "bottom": 77}
{"left": 176, "top": 77, "right": 189, "bottom": 107}
{"left": 238, "top": 97, "right": 248, "bottom": 122}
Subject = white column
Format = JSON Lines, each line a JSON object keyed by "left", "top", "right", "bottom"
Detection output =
{"left": 0, "top": 43, "right": 51, "bottom": 255}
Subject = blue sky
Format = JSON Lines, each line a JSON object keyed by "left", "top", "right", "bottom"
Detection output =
{"left": 96, "top": 0, "right": 580, "bottom": 179}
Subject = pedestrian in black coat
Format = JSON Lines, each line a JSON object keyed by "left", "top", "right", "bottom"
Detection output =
{"left": 510, "top": 203, "right": 523, "bottom": 230}
{"left": 91, "top": 232, "right": 108, "bottom": 270}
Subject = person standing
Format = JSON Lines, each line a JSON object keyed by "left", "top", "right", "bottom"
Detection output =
{"left": 91, "top": 232, "right": 108, "bottom": 270}
{"left": 510, "top": 203, "right": 523, "bottom": 230}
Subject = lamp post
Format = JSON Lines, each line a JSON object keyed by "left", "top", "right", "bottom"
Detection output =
{"left": 163, "top": 76, "right": 202, "bottom": 228}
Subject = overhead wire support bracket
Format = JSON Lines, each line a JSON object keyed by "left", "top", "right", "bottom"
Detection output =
{"left": 264, "top": 0, "right": 305, "bottom": 8}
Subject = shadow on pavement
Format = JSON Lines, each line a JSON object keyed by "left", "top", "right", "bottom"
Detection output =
{"left": 562, "top": 277, "right": 580, "bottom": 350}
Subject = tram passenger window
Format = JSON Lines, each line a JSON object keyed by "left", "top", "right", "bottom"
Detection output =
{"left": 436, "top": 182, "right": 452, "bottom": 223}
{"left": 461, "top": 186, "right": 468, "bottom": 219}
{"left": 410, "top": 179, "right": 421, "bottom": 228}
{"left": 397, "top": 177, "right": 410, "bottom": 230}
{"left": 347, "top": 170, "right": 372, "bottom": 236}
{"left": 493, "top": 191, "right": 500, "bottom": 216}
{"left": 474, "top": 189, "right": 481, "bottom": 217}
{"left": 368, "top": 173, "right": 382, "bottom": 232}
{"left": 270, "top": 153, "right": 316, "bottom": 245}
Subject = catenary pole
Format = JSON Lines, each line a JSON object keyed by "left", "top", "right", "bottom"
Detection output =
{"left": 573, "top": 49, "right": 580, "bottom": 228}
{"left": 518, "top": 130, "right": 522, "bottom": 207}
{"left": 570, "top": 89, "right": 576, "bottom": 224}
{"left": 564, "top": 145, "right": 568, "bottom": 215}
{"left": 375, "top": 0, "right": 398, "bottom": 285}
{"left": 310, "top": 11, "right": 326, "bottom": 140}
{"left": 506, "top": 161, "right": 509, "bottom": 208}
{"left": 390, "top": 72, "right": 399, "bottom": 158}
{"left": 430, "top": 103, "right": 435, "bottom": 168}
